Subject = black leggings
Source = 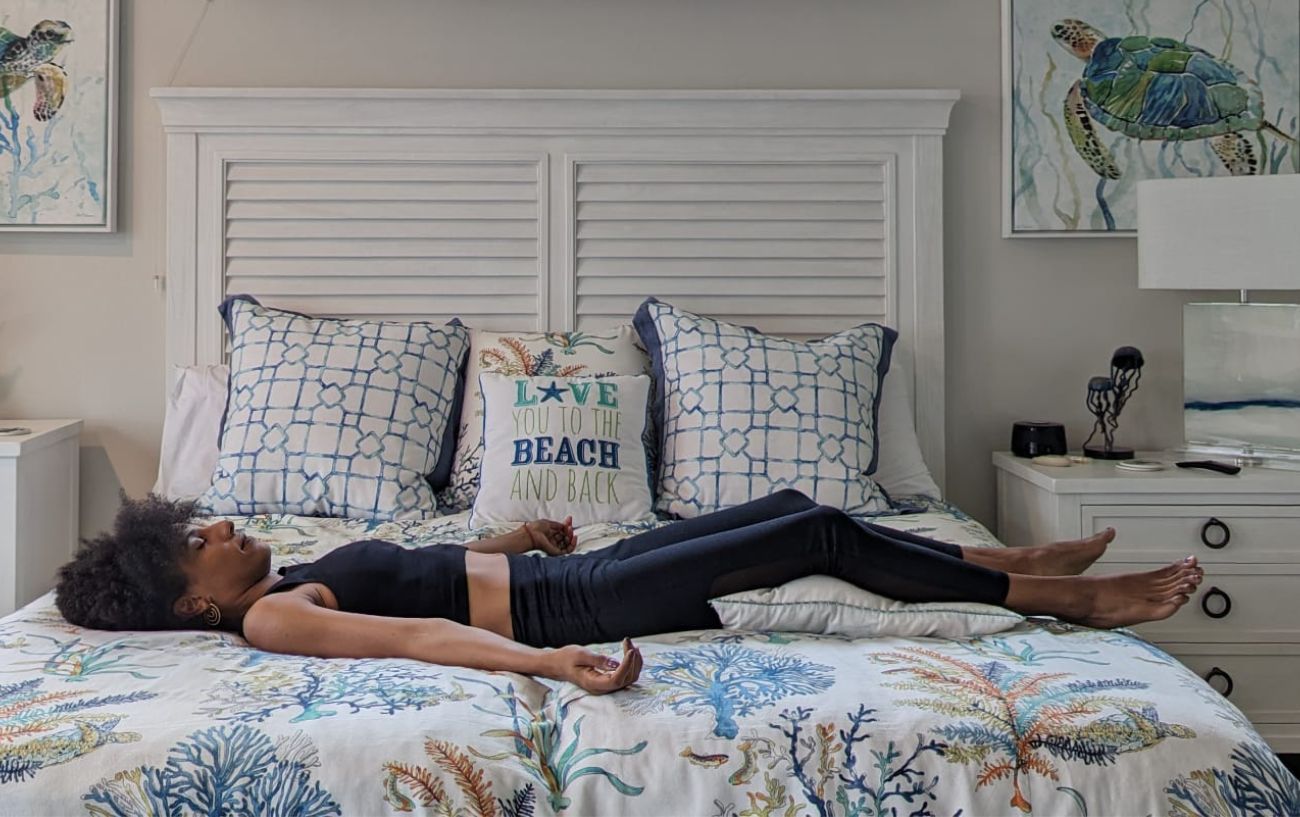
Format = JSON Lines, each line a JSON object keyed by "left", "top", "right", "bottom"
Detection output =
{"left": 506, "top": 489, "right": 1011, "bottom": 647}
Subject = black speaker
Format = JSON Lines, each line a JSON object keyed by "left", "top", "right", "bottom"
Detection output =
{"left": 1011, "top": 421, "right": 1068, "bottom": 458}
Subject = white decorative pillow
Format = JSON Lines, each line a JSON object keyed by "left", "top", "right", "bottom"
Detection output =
{"left": 200, "top": 296, "right": 469, "bottom": 521}
{"left": 441, "top": 326, "right": 651, "bottom": 512}
{"left": 634, "top": 298, "right": 895, "bottom": 519}
{"left": 155, "top": 364, "right": 228, "bottom": 500}
{"left": 471, "top": 373, "right": 654, "bottom": 528}
{"left": 710, "top": 576, "right": 1024, "bottom": 638}
{"left": 873, "top": 358, "right": 943, "bottom": 499}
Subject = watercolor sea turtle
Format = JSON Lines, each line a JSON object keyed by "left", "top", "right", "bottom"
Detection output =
{"left": 1051, "top": 18, "right": 1296, "bottom": 179}
{"left": 0, "top": 20, "right": 73, "bottom": 122}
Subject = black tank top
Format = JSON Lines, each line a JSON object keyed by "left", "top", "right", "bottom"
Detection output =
{"left": 267, "top": 540, "right": 470, "bottom": 623}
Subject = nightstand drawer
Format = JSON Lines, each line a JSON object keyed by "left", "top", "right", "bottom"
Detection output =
{"left": 1083, "top": 505, "right": 1300, "bottom": 563}
{"left": 1093, "top": 563, "right": 1300, "bottom": 642}
{"left": 1166, "top": 647, "right": 1300, "bottom": 725}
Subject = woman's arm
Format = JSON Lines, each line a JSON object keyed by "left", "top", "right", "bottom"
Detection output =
{"left": 463, "top": 526, "right": 532, "bottom": 555}
{"left": 465, "top": 518, "right": 576, "bottom": 556}
{"left": 242, "top": 593, "right": 640, "bottom": 694}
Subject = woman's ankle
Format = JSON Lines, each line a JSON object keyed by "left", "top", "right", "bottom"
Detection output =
{"left": 1003, "top": 574, "right": 1092, "bottom": 619}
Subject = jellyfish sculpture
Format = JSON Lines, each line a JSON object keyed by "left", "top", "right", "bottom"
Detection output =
{"left": 1083, "top": 346, "right": 1144, "bottom": 459}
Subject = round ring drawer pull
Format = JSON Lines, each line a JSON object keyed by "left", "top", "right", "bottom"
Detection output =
{"left": 1204, "top": 666, "right": 1234, "bottom": 697}
{"left": 1200, "top": 587, "right": 1232, "bottom": 619}
{"left": 1200, "top": 518, "right": 1230, "bottom": 549}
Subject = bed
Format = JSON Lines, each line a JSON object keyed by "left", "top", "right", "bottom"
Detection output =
{"left": 3, "top": 504, "right": 1295, "bottom": 815}
{"left": 1, "top": 89, "right": 1295, "bottom": 815}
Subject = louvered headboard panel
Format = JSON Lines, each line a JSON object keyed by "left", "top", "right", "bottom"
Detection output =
{"left": 571, "top": 159, "right": 888, "bottom": 335}
{"left": 224, "top": 158, "right": 545, "bottom": 327}
{"left": 156, "top": 89, "right": 958, "bottom": 487}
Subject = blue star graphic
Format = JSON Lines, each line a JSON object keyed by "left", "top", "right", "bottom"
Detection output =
{"left": 538, "top": 380, "right": 566, "bottom": 403}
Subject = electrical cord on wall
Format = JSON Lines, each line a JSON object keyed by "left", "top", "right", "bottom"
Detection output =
{"left": 156, "top": 0, "right": 216, "bottom": 295}
{"left": 166, "top": 0, "right": 216, "bottom": 85}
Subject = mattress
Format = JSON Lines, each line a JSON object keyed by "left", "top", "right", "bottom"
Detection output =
{"left": 2, "top": 500, "right": 1295, "bottom": 816}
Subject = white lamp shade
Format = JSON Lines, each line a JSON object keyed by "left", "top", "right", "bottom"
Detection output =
{"left": 1137, "top": 174, "right": 1300, "bottom": 290}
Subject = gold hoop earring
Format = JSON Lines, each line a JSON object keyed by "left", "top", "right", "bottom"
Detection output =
{"left": 202, "top": 603, "right": 222, "bottom": 628}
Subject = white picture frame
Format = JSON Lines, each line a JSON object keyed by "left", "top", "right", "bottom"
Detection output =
{"left": 1002, "top": 0, "right": 1300, "bottom": 239}
{"left": 0, "top": 0, "right": 118, "bottom": 232}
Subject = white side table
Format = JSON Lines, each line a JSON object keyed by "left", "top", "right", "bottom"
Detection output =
{"left": 993, "top": 451, "right": 1300, "bottom": 753}
{"left": 0, "top": 420, "right": 82, "bottom": 617}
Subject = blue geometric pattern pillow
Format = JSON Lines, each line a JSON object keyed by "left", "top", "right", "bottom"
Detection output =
{"left": 634, "top": 298, "right": 896, "bottom": 519}
{"left": 200, "top": 296, "right": 469, "bottom": 521}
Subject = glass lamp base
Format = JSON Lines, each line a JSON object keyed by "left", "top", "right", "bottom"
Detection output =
{"left": 1084, "top": 445, "right": 1135, "bottom": 460}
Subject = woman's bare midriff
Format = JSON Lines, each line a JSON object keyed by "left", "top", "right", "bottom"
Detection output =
{"left": 465, "top": 551, "right": 514, "bottom": 639}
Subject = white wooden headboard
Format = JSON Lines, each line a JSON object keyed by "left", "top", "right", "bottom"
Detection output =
{"left": 154, "top": 89, "right": 959, "bottom": 489}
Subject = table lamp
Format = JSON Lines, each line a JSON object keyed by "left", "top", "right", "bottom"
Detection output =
{"left": 1137, "top": 174, "right": 1300, "bottom": 467}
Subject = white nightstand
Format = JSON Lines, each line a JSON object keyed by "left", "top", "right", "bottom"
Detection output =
{"left": 0, "top": 420, "right": 82, "bottom": 617}
{"left": 993, "top": 451, "right": 1300, "bottom": 753}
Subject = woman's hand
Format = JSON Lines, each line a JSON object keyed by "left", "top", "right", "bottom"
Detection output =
{"left": 522, "top": 517, "right": 576, "bottom": 556}
{"left": 548, "top": 638, "right": 642, "bottom": 695}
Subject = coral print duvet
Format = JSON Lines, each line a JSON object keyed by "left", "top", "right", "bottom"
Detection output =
{"left": 2, "top": 501, "right": 1296, "bottom": 816}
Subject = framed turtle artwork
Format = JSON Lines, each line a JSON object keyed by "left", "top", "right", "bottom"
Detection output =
{"left": 1002, "top": 0, "right": 1300, "bottom": 237}
{"left": 0, "top": 0, "right": 117, "bottom": 231}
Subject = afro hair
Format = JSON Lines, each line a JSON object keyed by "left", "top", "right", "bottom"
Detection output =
{"left": 55, "top": 493, "right": 200, "bottom": 630}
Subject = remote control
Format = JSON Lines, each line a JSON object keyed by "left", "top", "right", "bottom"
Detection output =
{"left": 1175, "top": 460, "right": 1242, "bottom": 475}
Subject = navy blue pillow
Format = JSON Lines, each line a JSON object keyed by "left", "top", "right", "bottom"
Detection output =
{"left": 428, "top": 317, "right": 469, "bottom": 490}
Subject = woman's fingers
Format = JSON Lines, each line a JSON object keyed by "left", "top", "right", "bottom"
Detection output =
{"left": 583, "top": 647, "right": 620, "bottom": 671}
{"left": 573, "top": 640, "right": 642, "bottom": 694}
{"left": 530, "top": 518, "right": 576, "bottom": 554}
{"left": 622, "top": 645, "right": 642, "bottom": 685}
{"left": 612, "top": 639, "right": 641, "bottom": 686}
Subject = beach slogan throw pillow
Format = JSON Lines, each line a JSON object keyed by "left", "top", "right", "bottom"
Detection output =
{"left": 471, "top": 373, "right": 653, "bottom": 527}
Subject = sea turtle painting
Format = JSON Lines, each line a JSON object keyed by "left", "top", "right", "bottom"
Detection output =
{"left": 1052, "top": 18, "right": 1297, "bottom": 179}
{"left": 0, "top": 19, "right": 74, "bottom": 122}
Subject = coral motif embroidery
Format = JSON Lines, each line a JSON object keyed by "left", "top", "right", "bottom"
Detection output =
{"left": 465, "top": 678, "right": 646, "bottom": 812}
{"left": 0, "top": 678, "right": 154, "bottom": 784}
{"left": 623, "top": 643, "right": 834, "bottom": 739}
{"left": 1165, "top": 740, "right": 1300, "bottom": 817}
{"left": 874, "top": 646, "right": 1194, "bottom": 813}
{"left": 82, "top": 725, "right": 339, "bottom": 816}
{"left": 382, "top": 738, "right": 535, "bottom": 817}
{"left": 479, "top": 337, "right": 591, "bottom": 378}
{"left": 383, "top": 677, "right": 646, "bottom": 813}
{"left": 2, "top": 635, "right": 180, "bottom": 682}
{"left": 197, "top": 652, "right": 471, "bottom": 723}
{"left": 711, "top": 705, "right": 948, "bottom": 817}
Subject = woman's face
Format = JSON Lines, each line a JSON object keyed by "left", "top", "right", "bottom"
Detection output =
{"left": 174, "top": 519, "right": 273, "bottom": 618}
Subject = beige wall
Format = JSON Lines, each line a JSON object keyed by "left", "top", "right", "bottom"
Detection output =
{"left": 0, "top": 0, "right": 1258, "bottom": 536}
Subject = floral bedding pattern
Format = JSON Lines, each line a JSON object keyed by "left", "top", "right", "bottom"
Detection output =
{"left": 1, "top": 501, "right": 1295, "bottom": 816}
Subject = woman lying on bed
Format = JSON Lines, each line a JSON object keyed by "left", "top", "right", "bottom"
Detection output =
{"left": 56, "top": 490, "right": 1203, "bottom": 695}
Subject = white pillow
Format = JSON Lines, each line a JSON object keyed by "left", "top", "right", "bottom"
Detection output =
{"left": 441, "top": 325, "right": 650, "bottom": 512}
{"left": 710, "top": 575, "right": 1023, "bottom": 638}
{"left": 471, "top": 373, "right": 654, "bottom": 528}
{"left": 154, "top": 364, "right": 228, "bottom": 500}
{"left": 873, "top": 359, "right": 943, "bottom": 499}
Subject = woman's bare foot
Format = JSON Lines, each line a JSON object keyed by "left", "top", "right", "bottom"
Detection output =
{"left": 1072, "top": 559, "right": 1204, "bottom": 628}
{"left": 1029, "top": 528, "right": 1115, "bottom": 576}
{"left": 1004, "top": 557, "right": 1204, "bottom": 628}
{"left": 963, "top": 528, "right": 1114, "bottom": 576}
